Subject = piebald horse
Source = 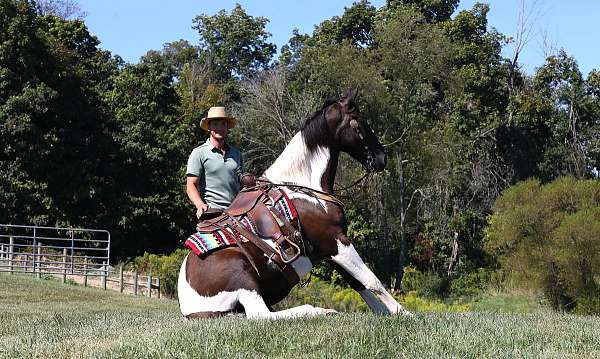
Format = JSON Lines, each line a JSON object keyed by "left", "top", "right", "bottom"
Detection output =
{"left": 178, "top": 89, "right": 411, "bottom": 319}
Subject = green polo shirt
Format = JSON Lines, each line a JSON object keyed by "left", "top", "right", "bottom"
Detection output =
{"left": 186, "top": 139, "right": 244, "bottom": 209}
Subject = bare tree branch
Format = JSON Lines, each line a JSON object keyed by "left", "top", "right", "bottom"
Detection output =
{"left": 36, "top": 0, "right": 86, "bottom": 20}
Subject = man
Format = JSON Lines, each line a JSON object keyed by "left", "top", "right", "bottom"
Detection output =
{"left": 186, "top": 106, "right": 243, "bottom": 219}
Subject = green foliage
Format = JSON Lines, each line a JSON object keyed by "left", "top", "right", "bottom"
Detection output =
{"left": 312, "top": 0, "right": 377, "bottom": 47}
{"left": 401, "top": 266, "right": 445, "bottom": 297}
{"left": 0, "top": 1, "right": 120, "bottom": 229}
{"left": 131, "top": 249, "right": 187, "bottom": 297}
{"left": 400, "top": 291, "right": 469, "bottom": 312}
{"left": 279, "top": 276, "right": 468, "bottom": 313}
{"left": 277, "top": 278, "right": 369, "bottom": 312}
{"left": 386, "top": 0, "right": 459, "bottom": 23}
{"left": 193, "top": 4, "right": 275, "bottom": 80}
{"left": 449, "top": 268, "right": 493, "bottom": 299}
{"left": 486, "top": 177, "right": 600, "bottom": 313}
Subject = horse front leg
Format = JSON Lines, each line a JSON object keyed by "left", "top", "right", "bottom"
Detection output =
{"left": 238, "top": 290, "right": 337, "bottom": 319}
{"left": 330, "top": 236, "right": 412, "bottom": 316}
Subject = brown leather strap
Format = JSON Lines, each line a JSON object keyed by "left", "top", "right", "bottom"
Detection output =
{"left": 210, "top": 221, "right": 261, "bottom": 277}
{"left": 247, "top": 179, "right": 345, "bottom": 209}
{"left": 226, "top": 214, "right": 300, "bottom": 286}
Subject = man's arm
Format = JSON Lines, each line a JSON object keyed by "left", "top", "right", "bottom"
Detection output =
{"left": 186, "top": 176, "right": 208, "bottom": 219}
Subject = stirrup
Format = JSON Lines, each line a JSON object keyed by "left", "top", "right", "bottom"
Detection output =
{"left": 277, "top": 238, "right": 301, "bottom": 264}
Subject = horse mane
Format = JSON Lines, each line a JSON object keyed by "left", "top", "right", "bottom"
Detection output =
{"left": 301, "top": 99, "right": 337, "bottom": 150}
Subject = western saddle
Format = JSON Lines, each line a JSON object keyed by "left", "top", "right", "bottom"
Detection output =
{"left": 195, "top": 184, "right": 305, "bottom": 285}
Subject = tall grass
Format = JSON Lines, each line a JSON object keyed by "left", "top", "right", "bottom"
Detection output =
{"left": 1, "top": 273, "right": 599, "bottom": 358}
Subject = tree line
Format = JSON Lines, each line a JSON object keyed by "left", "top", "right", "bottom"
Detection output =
{"left": 1, "top": 0, "right": 599, "bottom": 312}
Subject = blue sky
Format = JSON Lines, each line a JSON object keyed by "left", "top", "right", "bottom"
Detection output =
{"left": 79, "top": 0, "right": 599, "bottom": 76}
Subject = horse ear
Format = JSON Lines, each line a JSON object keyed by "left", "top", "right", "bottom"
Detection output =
{"left": 342, "top": 88, "right": 358, "bottom": 105}
{"left": 347, "top": 87, "right": 358, "bottom": 100}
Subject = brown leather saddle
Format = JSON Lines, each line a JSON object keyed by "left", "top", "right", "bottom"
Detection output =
{"left": 195, "top": 185, "right": 304, "bottom": 285}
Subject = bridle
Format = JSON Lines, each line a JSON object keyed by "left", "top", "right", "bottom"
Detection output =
{"left": 349, "top": 118, "right": 375, "bottom": 174}
{"left": 323, "top": 102, "right": 377, "bottom": 174}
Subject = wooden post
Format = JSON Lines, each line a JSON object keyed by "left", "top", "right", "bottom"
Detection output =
{"left": 119, "top": 265, "right": 124, "bottom": 293}
{"left": 8, "top": 238, "right": 14, "bottom": 274}
{"left": 62, "top": 248, "right": 67, "bottom": 283}
{"left": 133, "top": 270, "right": 138, "bottom": 295}
{"left": 36, "top": 243, "right": 42, "bottom": 279}
{"left": 147, "top": 274, "right": 152, "bottom": 298}
{"left": 83, "top": 257, "right": 88, "bottom": 287}
{"left": 102, "top": 261, "right": 107, "bottom": 290}
{"left": 157, "top": 277, "right": 161, "bottom": 299}
{"left": 32, "top": 227, "right": 37, "bottom": 274}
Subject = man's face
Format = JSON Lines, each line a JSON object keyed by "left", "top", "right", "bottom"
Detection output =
{"left": 208, "top": 118, "right": 229, "bottom": 140}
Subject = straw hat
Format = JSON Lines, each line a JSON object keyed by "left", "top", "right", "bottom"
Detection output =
{"left": 200, "top": 107, "right": 236, "bottom": 131}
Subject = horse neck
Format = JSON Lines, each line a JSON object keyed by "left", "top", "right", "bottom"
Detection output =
{"left": 264, "top": 132, "right": 339, "bottom": 193}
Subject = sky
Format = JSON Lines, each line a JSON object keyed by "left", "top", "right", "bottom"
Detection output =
{"left": 78, "top": 0, "right": 599, "bottom": 76}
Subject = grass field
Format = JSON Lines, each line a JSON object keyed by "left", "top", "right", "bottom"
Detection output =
{"left": 1, "top": 273, "right": 599, "bottom": 358}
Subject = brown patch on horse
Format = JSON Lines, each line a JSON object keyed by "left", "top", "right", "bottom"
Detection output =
{"left": 292, "top": 198, "right": 348, "bottom": 260}
{"left": 186, "top": 247, "right": 261, "bottom": 297}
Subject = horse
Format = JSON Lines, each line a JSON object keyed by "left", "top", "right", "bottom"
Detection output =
{"left": 178, "top": 89, "right": 412, "bottom": 319}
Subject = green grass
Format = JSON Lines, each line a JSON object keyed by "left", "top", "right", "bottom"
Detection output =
{"left": 1, "top": 273, "right": 600, "bottom": 358}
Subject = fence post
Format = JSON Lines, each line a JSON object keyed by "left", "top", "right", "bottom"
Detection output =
{"left": 102, "top": 261, "right": 107, "bottom": 290}
{"left": 62, "top": 248, "right": 67, "bottom": 283}
{"left": 147, "top": 274, "right": 152, "bottom": 298}
{"left": 32, "top": 227, "right": 37, "bottom": 274}
{"left": 9, "top": 237, "right": 14, "bottom": 274}
{"left": 133, "top": 270, "right": 138, "bottom": 295}
{"left": 157, "top": 277, "right": 161, "bottom": 299}
{"left": 70, "top": 231, "right": 74, "bottom": 274}
{"left": 119, "top": 265, "right": 124, "bottom": 293}
{"left": 83, "top": 257, "right": 88, "bottom": 287}
{"left": 36, "top": 243, "right": 42, "bottom": 279}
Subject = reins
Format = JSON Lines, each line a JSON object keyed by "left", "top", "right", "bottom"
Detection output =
{"left": 244, "top": 179, "right": 346, "bottom": 209}
{"left": 333, "top": 172, "right": 372, "bottom": 193}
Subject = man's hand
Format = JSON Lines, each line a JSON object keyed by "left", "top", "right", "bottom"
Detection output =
{"left": 196, "top": 203, "right": 208, "bottom": 219}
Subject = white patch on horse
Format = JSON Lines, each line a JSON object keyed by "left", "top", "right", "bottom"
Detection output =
{"left": 331, "top": 241, "right": 412, "bottom": 316}
{"left": 178, "top": 255, "right": 241, "bottom": 315}
{"left": 238, "top": 290, "right": 335, "bottom": 319}
{"left": 264, "top": 132, "right": 329, "bottom": 209}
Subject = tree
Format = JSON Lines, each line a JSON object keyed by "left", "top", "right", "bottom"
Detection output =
{"left": 312, "top": 0, "right": 377, "bottom": 47}
{"left": 36, "top": 0, "right": 86, "bottom": 19}
{"left": 106, "top": 54, "right": 190, "bottom": 256}
{"left": 533, "top": 50, "right": 597, "bottom": 178}
{"left": 231, "top": 67, "right": 321, "bottom": 174}
{"left": 0, "top": 1, "right": 119, "bottom": 229}
{"left": 486, "top": 177, "right": 600, "bottom": 313}
{"left": 192, "top": 4, "right": 276, "bottom": 81}
{"left": 386, "top": 0, "right": 459, "bottom": 23}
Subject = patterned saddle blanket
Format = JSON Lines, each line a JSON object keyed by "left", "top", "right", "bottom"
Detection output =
{"left": 185, "top": 189, "right": 298, "bottom": 257}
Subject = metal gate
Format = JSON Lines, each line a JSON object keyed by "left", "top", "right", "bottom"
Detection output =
{"left": 0, "top": 224, "right": 110, "bottom": 277}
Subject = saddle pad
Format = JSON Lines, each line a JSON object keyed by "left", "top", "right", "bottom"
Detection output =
{"left": 185, "top": 189, "right": 298, "bottom": 257}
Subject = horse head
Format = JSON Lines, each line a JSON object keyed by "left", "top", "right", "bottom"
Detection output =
{"left": 322, "top": 88, "right": 386, "bottom": 173}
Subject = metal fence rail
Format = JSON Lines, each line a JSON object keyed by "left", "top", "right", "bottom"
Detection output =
{"left": 0, "top": 224, "right": 160, "bottom": 298}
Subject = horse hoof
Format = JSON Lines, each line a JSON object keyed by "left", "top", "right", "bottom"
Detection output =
{"left": 323, "top": 308, "right": 338, "bottom": 316}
